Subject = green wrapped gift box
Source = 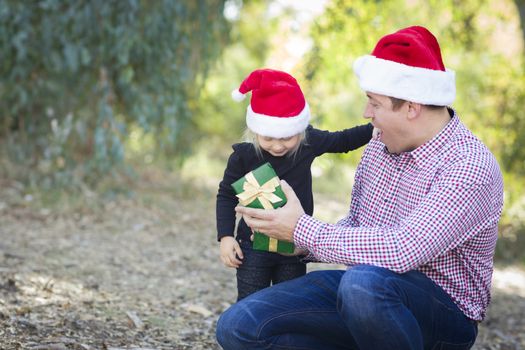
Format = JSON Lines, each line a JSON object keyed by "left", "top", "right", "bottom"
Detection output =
{"left": 231, "top": 162, "right": 294, "bottom": 254}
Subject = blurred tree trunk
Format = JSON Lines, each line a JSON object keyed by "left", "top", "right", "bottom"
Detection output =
{"left": 516, "top": 0, "right": 525, "bottom": 53}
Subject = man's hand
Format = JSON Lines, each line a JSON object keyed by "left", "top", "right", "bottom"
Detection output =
{"left": 219, "top": 236, "right": 243, "bottom": 268}
{"left": 279, "top": 247, "right": 309, "bottom": 257}
{"left": 235, "top": 180, "right": 305, "bottom": 242}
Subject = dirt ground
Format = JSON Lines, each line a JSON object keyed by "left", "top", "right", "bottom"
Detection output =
{"left": 0, "top": 176, "right": 524, "bottom": 350}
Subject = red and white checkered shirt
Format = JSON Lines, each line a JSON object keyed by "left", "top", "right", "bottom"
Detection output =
{"left": 294, "top": 112, "right": 504, "bottom": 321}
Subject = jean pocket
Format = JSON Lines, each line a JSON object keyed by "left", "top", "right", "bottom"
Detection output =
{"left": 238, "top": 238, "right": 252, "bottom": 250}
{"left": 431, "top": 341, "right": 473, "bottom": 350}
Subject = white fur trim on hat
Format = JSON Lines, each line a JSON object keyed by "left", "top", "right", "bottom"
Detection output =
{"left": 353, "top": 55, "right": 456, "bottom": 106}
{"left": 246, "top": 103, "right": 310, "bottom": 138}
{"left": 231, "top": 89, "right": 246, "bottom": 102}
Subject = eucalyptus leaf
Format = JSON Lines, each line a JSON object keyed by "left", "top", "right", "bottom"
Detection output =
{"left": 0, "top": 0, "right": 230, "bottom": 188}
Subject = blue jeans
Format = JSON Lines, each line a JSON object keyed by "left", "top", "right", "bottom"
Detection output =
{"left": 236, "top": 240, "right": 306, "bottom": 301}
{"left": 216, "top": 265, "right": 478, "bottom": 350}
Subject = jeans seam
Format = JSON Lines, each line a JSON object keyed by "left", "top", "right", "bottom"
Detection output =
{"left": 354, "top": 270, "right": 471, "bottom": 349}
{"left": 313, "top": 271, "right": 344, "bottom": 295}
{"left": 380, "top": 273, "right": 464, "bottom": 317}
{"left": 431, "top": 340, "right": 473, "bottom": 350}
{"left": 256, "top": 309, "right": 339, "bottom": 349}
{"left": 361, "top": 275, "right": 418, "bottom": 347}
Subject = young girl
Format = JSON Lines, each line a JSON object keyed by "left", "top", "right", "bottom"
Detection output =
{"left": 216, "top": 68, "right": 373, "bottom": 301}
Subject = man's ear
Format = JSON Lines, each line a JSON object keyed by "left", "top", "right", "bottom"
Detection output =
{"left": 406, "top": 102, "right": 422, "bottom": 120}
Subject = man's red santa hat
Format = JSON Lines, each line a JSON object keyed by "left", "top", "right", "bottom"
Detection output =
{"left": 232, "top": 68, "right": 310, "bottom": 138}
{"left": 353, "top": 26, "right": 455, "bottom": 106}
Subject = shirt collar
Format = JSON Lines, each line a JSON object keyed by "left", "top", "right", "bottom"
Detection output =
{"left": 379, "top": 108, "right": 458, "bottom": 167}
{"left": 409, "top": 108, "right": 458, "bottom": 169}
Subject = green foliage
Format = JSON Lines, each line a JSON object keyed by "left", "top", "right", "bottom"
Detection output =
{"left": 299, "top": 0, "right": 427, "bottom": 167}
{"left": 0, "top": 0, "right": 230, "bottom": 187}
{"left": 191, "top": 0, "right": 278, "bottom": 159}
{"left": 303, "top": 0, "right": 525, "bottom": 227}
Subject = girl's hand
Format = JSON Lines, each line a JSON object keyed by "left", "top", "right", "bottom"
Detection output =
{"left": 219, "top": 236, "right": 244, "bottom": 268}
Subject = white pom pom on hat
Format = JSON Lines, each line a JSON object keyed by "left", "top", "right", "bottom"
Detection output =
{"left": 231, "top": 89, "right": 246, "bottom": 102}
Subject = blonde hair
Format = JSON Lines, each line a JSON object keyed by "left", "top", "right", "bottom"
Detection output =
{"left": 243, "top": 128, "right": 307, "bottom": 159}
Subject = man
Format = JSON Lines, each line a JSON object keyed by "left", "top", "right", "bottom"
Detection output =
{"left": 216, "top": 26, "right": 504, "bottom": 350}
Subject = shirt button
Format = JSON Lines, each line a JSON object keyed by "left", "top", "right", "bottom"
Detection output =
{"left": 384, "top": 198, "right": 389, "bottom": 203}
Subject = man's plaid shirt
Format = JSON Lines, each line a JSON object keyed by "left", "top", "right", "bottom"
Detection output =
{"left": 295, "top": 111, "right": 504, "bottom": 321}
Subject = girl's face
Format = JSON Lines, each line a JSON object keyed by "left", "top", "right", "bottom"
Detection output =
{"left": 256, "top": 134, "right": 301, "bottom": 157}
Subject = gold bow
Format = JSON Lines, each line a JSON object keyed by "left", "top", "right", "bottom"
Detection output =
{"left": 236, "top": 171, "right": 282, "bottom": 252}
{"left": 236, "top": 172, "right": 282, "bottom": 210}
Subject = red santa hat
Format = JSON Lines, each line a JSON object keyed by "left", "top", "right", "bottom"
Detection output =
{"left": 231, "top": 68, "right": 310, "bottom": 138}
{"left": 353, "top": 26, "right": 455, "bottom": 106}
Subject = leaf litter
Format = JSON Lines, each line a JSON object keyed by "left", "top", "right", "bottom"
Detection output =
{"left": 0, "top": 180, "right": 524, "bottom": 349}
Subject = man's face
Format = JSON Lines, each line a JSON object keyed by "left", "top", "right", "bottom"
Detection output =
{"left": 363, "top": 92, "right": 409, "bottom": 154}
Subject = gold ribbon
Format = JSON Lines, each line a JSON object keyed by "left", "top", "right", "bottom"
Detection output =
{"left": 236, "top": 172, "right": 282, "bottom": 210}
{"left": 236, "top": 171, "right": 282, "bottom": 252}
{"left": 268, "top": 238, "right": 278, "bottom": 252}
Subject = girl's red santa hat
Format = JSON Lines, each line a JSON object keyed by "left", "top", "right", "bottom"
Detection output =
{"left": 231, "top": 68, "right": 310, "bottom": 138}
{"left": 353, "top": 26, "right": 455, "bottom": 106}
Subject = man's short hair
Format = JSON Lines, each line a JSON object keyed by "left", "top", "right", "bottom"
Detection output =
{"left": 389, "top": 97, "right": 444, "bottom": 111}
